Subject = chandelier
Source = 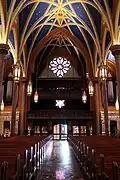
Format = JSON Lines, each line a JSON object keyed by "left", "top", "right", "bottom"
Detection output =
{"left": 88, "top": 80, "right": 94, "bottom": 96}
{"left": 13, "top": 61, "right": 21, "bottom": 82}
{"left": 27, "top": 80, "right": 32, "bottom": 96}
{"left": 82, "top": 90, "right": 87, "bottom": 104}
{"left": 0, "top": 100, "right": 4, "bottom": 111}
{"left": 34, "top": 90, "right": 38, "bottom": 103}
{"left": 49, "top": 57, "right": 71, "bottom": 78}
{"left": 115, "top": 96, "right": 119, "bottom": 110}
{"left": 99, "top": 61, "right": 108, "bottom": 81}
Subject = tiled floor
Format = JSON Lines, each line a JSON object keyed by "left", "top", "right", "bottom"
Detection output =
{"left": 36, "top": 140, "right": 85, "bottom": 180}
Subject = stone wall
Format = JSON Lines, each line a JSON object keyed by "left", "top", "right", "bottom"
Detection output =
{"left": 0, "top": 111, "right": 19, "bottom": 135}
{"left": 101, "top": 111, "right": 119, "bottom": 135}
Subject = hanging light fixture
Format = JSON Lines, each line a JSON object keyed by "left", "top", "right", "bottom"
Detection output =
{"left": 82, "top": 90, "right": 87, "bottom": 104}
{"left": 99, "top": 61, "right": 108, "bottom": 81}
{"left": 27, "top": 80, "right": 32, "bottom": 96}
{"left": 13, "top": 61, "right": 21, "bottom": 82}
{"left": 88, "top": 80, "right": 94, "bottom": 96}
{"left": 34, "top": 89, "right": 38, "bottom": 103}
{"left": 86, "top": 72, "right": 89, "bottom": 79}
{"left": 115, "top": 96, "right": 119, "bottom": 110}
{"left": 0, "top": 100, "right": 4, "bottom": 111}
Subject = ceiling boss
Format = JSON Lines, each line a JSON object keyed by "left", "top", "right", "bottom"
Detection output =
{"left": 56, "top": 2, "right": 65, "bottom": 26}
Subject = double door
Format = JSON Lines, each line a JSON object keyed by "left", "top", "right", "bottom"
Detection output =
{"left": 53, "top": 124, "right": 68, "bottom": 140}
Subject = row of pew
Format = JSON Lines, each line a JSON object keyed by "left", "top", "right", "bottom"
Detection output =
{"left": 69, "top": 135, "right": 120, "bottom": 180}
{"left": 0, "top": 135, "right": 53, "bottom": 180}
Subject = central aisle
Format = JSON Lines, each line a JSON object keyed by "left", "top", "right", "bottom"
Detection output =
{"left": 37, "top": 140, "right": 84, "bottom": 180}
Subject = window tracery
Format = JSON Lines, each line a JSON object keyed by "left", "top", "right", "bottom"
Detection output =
{"left": 49, "top": 57, "right": 71, "bottom": 78}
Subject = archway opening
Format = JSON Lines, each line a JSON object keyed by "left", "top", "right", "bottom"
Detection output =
{"left": 53, "top": 124, "right": 68, "bottom": 140}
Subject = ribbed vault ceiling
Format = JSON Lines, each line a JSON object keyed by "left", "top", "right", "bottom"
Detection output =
{"left": 0, "top": 0, "right": 120, "bottom": 77}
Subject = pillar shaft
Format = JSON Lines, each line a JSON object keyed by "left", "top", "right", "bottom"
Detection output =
{"left": 111, "top": 45, "right": 120, "bottom": 133}
{"left": 94, "top": 79, "right": 100, "bottom": 135}
{"left": 11, "top": 82, "right": 18, "bottom": 136}
{"left": 0, "top": 54, "right": 5, "bottom": 102}
{"left": 0, "top": 44, "right": 9, "bottom": 104}
{"left": 26, "top": 96, "right": 31, "bottom": 111}
{"left": 102, "top": 81, "right": 109, "bottom": 136}
{"left": 48, "top": 121, "right": 52, "bottom": 134}
{"left": 90, "top": 96, "right": 94, "bottom": 111}
{"left": 68, "top": 121, "right": 72, "bottom": 135}
{"left": 19, "top": 78, "right": 27, "bottom": 135}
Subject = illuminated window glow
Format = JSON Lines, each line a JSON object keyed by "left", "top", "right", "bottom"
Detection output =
{"left": 55, "top": 100, "right": 65, "bottom": 108}
{"left": 49, "top": 57, "right": 71, "bottom": 78}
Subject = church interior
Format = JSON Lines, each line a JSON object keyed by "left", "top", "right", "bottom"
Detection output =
{"left": 0, "top": 0, "right": 120, "bottom": 179}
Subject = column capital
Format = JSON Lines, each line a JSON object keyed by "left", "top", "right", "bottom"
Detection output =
{"left": 0, "top": 44, "right": 9, "bottom": 55}
{"left": 21, "top": 77, "right": 28, "bottom": 83}
{"left": 92, "top": 77, "right": 99, "bottom": 83}
{"left": 110, "top": 45, "right": 120, "bottom": 56}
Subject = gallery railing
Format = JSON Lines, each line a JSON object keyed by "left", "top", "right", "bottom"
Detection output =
{"left": 33, "top": 89, "right": 85, "bottom": 99}
{"left": 27, "top": 110, "right": 93, "bottom": 120}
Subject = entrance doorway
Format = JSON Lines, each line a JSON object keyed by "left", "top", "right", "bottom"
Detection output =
{"left": 4, "top": 121, "right": 10, "bottom": 137}
{"left": 110, "top": 120, "right": 117, "bottom": 136}
{"left": 53, "top": 124, "right": 68, "bottom": 140}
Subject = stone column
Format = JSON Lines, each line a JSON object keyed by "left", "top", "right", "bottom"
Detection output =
{"left": 79, "top": 126, "right": 81, "bottom": 135}
{"left": 111, "top": 45, "right": 120, "bottom": 134}
{"left": 68, "top": 121, "right": 72, "bottom": 135}
{"left": 89, "top": 96, "right": 94, "bottom": 111}
{"left": 102, "top": 80, "right": 109, "bottom": 136}
{"left": 26, "top": 96, "right": 31, "bottom": 111}
{"left": 94, "top": 78, "right": 100, "bottom": 135}
{"left": 0, "top": 44, "right": 9, "bottom": 104}
{"left": 11, "top": 81, "right": 19, "bottom": 136}
{"left": 48, "top": 121, "right": 52, "bottom": 135}
{"left": 19, "top": 77, "right": 27, "bottom": 135}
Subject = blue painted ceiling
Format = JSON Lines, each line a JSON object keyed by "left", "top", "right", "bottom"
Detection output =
{"left": 6, "top": 0, "right": 116, "bottom": 74}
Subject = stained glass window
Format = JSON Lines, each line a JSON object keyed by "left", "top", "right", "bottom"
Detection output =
{"left": 55, "top": 100, "right": 65, "bottom": 108}
{"left": 49, "top": 57, "right": 71, "bottom": 78}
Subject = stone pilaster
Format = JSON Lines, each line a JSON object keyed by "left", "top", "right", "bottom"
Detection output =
{"left": 111, "top": 45, "right": 120, "bottom": 134}
{"left": 11, "top": 81, "right": 19, "bottom": 136}
{"left": 48, "top": 121, "right": 53, "bottom": 134}
{"left": 102, "top": 80, "right": 109, "bottom": 136}
{"left": 68, "top": 121, "right": 72, "bottom": 135}
{"left": 0, "top": 44, "right": 9, "bottom": 104}
{"left": 93, "top": 78, "right": 100, "bottom": 135}
{"left": 19, "top": 77, "right": 27, "bottom": 135}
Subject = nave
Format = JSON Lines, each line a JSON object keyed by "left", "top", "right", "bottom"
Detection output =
{"left": 36, "top": 141, "right": 84, "bottom": 180}
{"left": 1, "top": 135, "right": 120, "bottom": 179}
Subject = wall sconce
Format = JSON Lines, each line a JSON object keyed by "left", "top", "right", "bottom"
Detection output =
{"left": 34, "top": 89, "right": 38, "bottom": 103}
{"left": 27, "top": 80, "right": 32, "bottom": 96}
{"left": 86, "top": 72, "right": 89, "bottom": 78}
{"left": 88, "top": 80, "right": 94, "bottom": 96}
{"left": 115, "top": 96, "right": 119, "bottom": 110}
{"left": 13, "top": 61, "right": 21, "bottom": 82}
{"left": 0, "top": 100, "right": 4, "bottom": 111}
{"left": 82, "top": 90, "right": 87, "bottom": 104}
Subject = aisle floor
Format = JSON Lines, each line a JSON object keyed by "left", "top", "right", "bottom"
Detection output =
{"left": 36, "top": 140, "right": 85, "bottom": 180}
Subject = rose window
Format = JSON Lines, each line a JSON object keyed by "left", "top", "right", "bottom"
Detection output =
{"left": 49, "top": 57, "right": 71, "bottom": 78}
